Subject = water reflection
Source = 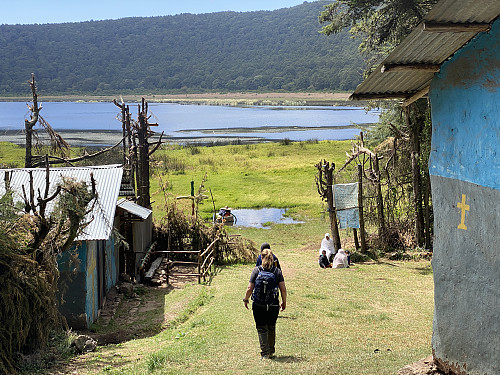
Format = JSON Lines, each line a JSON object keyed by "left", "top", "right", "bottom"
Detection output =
{"left": 231, "top": 208, "right": 303, "bottom": 229}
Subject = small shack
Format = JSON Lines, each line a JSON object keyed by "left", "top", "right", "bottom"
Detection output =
{"left": 116, "top": 198, "right": 153, "bottom": 279}
{"left": 350, "top": 1, "right": 500, "bottom": 374}
{"left": 0, "top": 164, "right": 125, "bottom": 329}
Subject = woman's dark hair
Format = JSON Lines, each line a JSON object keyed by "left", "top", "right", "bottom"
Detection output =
{"left": 260, "top": 242, "right": 271, "bottom": 252}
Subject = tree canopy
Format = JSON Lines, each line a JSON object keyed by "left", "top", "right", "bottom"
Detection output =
{"left": 319, "top": 0, "right": 437, "bottom": 249}
{"left": 0, "top": 1, "right": 365, "bottom": 96}
{"left": 319, "top": 0, "right": 437, "bottom": 61}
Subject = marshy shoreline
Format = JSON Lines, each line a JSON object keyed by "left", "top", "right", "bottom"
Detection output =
{"left": 0, "top": 92, "right": 364, "bottom": 107}
{"left": 0, "top": 123, "right": 373, "bottom": 147}
{"left": 0, "top": 93, "right": 373, "bottom": 147}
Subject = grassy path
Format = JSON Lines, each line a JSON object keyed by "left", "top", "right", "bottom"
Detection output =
{"left": 1, "top": 140, "right": 434, "bottom": 374}
{"left": 58, "top": 242, "right": 433, "bottom": 375}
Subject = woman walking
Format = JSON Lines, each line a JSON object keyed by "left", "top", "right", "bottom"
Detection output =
{"left": 243, "top": 248, "right": 287, "bottom": 359}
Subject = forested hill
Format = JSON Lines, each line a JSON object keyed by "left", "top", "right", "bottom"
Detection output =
{"left": 0, "top": 1, "right": 364, "bottom": 96}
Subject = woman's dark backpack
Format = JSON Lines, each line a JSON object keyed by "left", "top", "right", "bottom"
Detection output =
{"left": 252, "top": 266, "right": 278, "bottom": 307}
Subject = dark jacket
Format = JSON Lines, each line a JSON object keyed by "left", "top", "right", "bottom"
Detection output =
{"left": 319, "top": 254, "right": 330, "bottom": 268}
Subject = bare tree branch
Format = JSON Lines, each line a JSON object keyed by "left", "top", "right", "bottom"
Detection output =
{"left": 31, "top": 135, "right": 127, "bottom": 168}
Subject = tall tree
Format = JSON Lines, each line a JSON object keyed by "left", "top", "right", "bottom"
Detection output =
{"left": 319, "top": 0, "right": 436, "bottom": 62}
{"left": 24, "top": 74, "right": 125, "bottom": 168}
{"left": 320, "top": 0, "right": 437, "bottom": 250}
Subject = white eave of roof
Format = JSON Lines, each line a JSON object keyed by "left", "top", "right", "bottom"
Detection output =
{"left": 116, "top": 198, "right": 152, "bottom": 220}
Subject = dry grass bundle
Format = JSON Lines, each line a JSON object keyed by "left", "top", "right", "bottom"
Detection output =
{"left": 0, "top": 176, "right": 97, "bottom": 373}
{"left": 153, "top": 202, "right": 258, "bottom": 265}
{"left": 0, "top": 241, "right": 62, "bottom": 374}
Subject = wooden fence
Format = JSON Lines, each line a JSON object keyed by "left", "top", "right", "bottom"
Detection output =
{"left": 143, "top": 236, "right": 219, "bottom": 284}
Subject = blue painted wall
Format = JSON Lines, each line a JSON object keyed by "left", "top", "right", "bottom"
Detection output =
{"left": 429, "top": 20, "right": 500, "bottom": 190}
{"left": 58, "top": 235, "right": 119, "bottom": 328}
{"left": 429, "top": 18, "right": 500, "bottom": 375}
{"left": 58, "top": 242, "right": 88, "bottom": 329}
{"left": 105, "top": 235, "right": 118, "bottom": 292}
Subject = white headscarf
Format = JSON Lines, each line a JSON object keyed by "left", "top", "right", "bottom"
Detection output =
{"left": 319, "top": 233, "right": 335, "bottom": 258}
{"left": 332, "top": 248, "right": 348, "bottom": 268}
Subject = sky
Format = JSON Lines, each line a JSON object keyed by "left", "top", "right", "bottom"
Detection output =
{"left": 0, "top": 0, "right": 309, "bottom": 25}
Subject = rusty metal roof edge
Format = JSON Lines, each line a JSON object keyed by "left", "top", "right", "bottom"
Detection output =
{"left": 350, "top": 0, "right": 500, "bottom": 100}
{"left": 350, "top": 77, "right": 434, "bottom": 101}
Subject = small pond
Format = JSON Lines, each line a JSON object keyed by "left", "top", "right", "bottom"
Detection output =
{"left": 230, "top": 208, "right": 303, "bottom": 229}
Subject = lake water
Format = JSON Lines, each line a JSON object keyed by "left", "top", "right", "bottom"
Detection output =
{"left": 0, "top": 101, "right": 379, "bottom": 144}
{"left": 230, "top": 208, "right": 304, "bottom": 229}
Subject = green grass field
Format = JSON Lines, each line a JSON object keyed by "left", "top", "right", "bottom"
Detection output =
{"left": 2, "top": 140, "right": 434, "bottom": 374}
{"left": 0, "top": 142, "right": 25, "bottom": 167}
{"left": 58, "top": 254, "right": 433, "bottom": 375}
{"left": 150, "top": 140, "right": 357, "bottom": 220}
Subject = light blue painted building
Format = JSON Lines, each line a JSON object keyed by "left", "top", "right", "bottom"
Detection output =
{"left": 350, "top": 0, "right": 500, "bottom": 373}
{"left": 428, "top": 17, "right": 500, "bottom": 375}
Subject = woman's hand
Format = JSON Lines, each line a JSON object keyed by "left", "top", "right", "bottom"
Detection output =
{"left": 243, "top": 282, "right": 254, "bottom": 310}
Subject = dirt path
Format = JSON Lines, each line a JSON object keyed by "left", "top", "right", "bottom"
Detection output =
{"left": 79, "top": 265, "right": 200, "bottom": 346}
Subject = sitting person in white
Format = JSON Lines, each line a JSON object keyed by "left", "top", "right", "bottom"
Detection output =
{"left": 332, "top": 248, "right": 349, "bottom": 268}
{"left": 319, "top": 233, "right": 335, "bottom": 262}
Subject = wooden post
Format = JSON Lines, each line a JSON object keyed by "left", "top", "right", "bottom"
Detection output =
{"left": 406, "top": 106, "right": 425, "bottom": 246}
{"left": 357, "top": 164, "right": 367, "bottom": 253}
{"left": 137, "top": 98, "right": 151, "bottom": 209}
{"left": 315, "top": 160, "right": 341, "bottom": 250}
{"left": 25, "top": 74, "right": 41, "bottom": 168}
{"left": 353, "top": 228, "right": 360, "bottom": 250}
{"left": 326, "top": 166, "right": 341, "bottom": 251}
{"left": 191, "top": 180, "right": 195, "bottom": 216}
{"left": 167, "top": 230, "right": 171, "bottom": 285}
{"left": 120, "top": 104, "right": 127, "bottom": 166}
{"left": 373, "top": 154, "right": 388, "bottom": 249}
{"left": 166, "top": 251, "right": 170, "bottom": 285}
{"left": 198, "top": 250, "right": 201, "bottom": 284}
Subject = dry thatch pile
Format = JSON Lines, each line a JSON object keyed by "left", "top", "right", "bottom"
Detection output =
{"left": 153, "top": 202, "right": 258, "bottom": 265}
{"left": 0, "top": 177, "right": 96, "bottom": 373}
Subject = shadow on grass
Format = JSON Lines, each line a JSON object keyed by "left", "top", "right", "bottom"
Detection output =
{"left": 416, "top": 265, "right": 433, "bottom": 275}
{"left": 84, "top": 284, "right": 176, "bottom": 345}
{"left": 272, "top": 355, "right": 306, "bottom": 363}
{"left": 278, "top": 315, "right": 297, "bottom": 320}
{"left": 357, "top": 260, "right": 399, "bottom": 267}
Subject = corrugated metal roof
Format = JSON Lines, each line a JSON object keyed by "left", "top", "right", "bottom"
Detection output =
{"left": 351, "top": 0, "right": 500, "bottom": 102}
{"left": 116, "top": 198, "right": 152, "bottom": 220}
{"left": 0, "top": 164, "right": 123, "bottom": 241}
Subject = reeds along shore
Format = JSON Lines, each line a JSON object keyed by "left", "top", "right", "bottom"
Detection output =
{"left": 0, "top": 92, "right": 353, "bottom": 105}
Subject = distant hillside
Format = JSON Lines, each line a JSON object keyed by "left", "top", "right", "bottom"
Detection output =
{"left": 0, "top": 1, "right": 364, "bottom": 96}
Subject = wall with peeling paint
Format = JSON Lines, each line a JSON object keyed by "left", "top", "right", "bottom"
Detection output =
{"left": 58, "top": 243, "right": 88, "bottom": 329}
{"left": 429, "top": 18, "right": 500, "bottom": 375}
{"left": 58, "top": 235, "right": 119, "bottom": 329}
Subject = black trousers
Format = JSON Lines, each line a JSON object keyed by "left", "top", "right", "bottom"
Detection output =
{"left": 252, "top": 303, "right": 279, "bottom": 356}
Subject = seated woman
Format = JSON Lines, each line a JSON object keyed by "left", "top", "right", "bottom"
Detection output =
{"left": 332, "top": 249, "right": 349, "bottom": 268}
{"left": 318, "top": 233, "right": 335, "bottom": 262}
{"left": 319, "top": 250, "right": 332, "bottom": 268}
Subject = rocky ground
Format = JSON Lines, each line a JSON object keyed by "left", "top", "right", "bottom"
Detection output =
{"left": 397, "top": 356, "right": 445, "bottom": 375}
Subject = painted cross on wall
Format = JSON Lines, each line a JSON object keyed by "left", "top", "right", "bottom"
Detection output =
{"left": 457, "top": 194, "right": 470, "bottom": 230}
